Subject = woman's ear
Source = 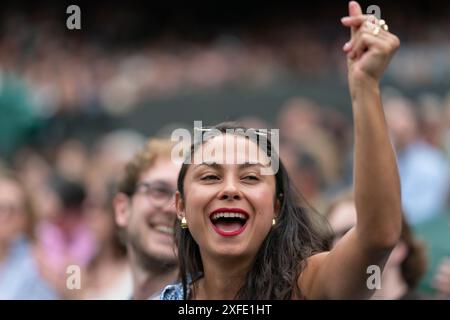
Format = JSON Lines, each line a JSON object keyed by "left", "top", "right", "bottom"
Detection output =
{"left": 175, "top": 191, "right": 185, "bottom": 220}
{"left": 274, "top": 193, "right": 283, "bottom": 218}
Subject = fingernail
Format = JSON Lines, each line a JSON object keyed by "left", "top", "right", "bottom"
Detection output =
{"left": 341, "top": 17, "right": 351, "bottom": 23}
{"left": 343, "top": 42, "right": 351, "bottom": 51}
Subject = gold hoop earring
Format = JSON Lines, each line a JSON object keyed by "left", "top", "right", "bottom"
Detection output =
{"left": 181, "top": 217, "right": 188, "bottom": 229}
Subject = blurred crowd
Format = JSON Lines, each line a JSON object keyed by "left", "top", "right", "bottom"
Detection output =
{"left": 1, "top": 3, "right": 450, "bottom": 120}
{"left": 1, "top": 91, "right": 450, "bottom": 299}
{"left": 1, "top": 3, "right": 450, "bottom": 300}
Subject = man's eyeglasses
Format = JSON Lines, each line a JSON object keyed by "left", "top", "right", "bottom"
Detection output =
{"left": 134, "top": 181, "right": 176, "bottom": 207}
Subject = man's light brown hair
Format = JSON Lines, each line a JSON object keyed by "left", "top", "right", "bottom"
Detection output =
{"left": 117, "top": 138, "right": 175, "bottom": 196}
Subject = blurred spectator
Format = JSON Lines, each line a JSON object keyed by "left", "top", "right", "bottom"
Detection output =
{"left": 414, "top": 210, "right": 450, "bottom": 299}
{"left": 277, "top": 98, "right": 341, "bottom": 188}
{"left": 442, "top": 91, "right": 450, "bottom": 161}
{"left": 384, "top": 95, "right": 450, "bottom": 225}
{"left": 0, "top": 73, "right": 40, "bottom": 159}
{"left": 114, "top": 139, "right": 180, "bottom": 299}
{"left": 418, "top": 93, "right": 444, "bottom": 148}
{"left": 0, "top": 169, "right": 57, "bottom": 299}
{"left": 34, "top": 174, "right": 96, "bottom": 298}
{"left": 326, "top": 191, "right": 429, "bottom": 299}
{"left": 432, "top": 258, "right": 450, "bottom": 299}
{"left": 54, "top": 140, "right": 89, "bottom": 183}
{"left": 88, "top": 130, "right": 145, "bottom": 187}
{"left": 280, "top": 142, "right": 327, "bottom": 212}
{"left": 80, "top": 182, "right": 132, "bottom": 299}
{"left": 236, "top": 116, "right": 272, "bottom": 131}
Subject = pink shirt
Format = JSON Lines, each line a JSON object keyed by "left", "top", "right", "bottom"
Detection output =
{"left": 37, "top": 219, "right": 96, "bottom": 270}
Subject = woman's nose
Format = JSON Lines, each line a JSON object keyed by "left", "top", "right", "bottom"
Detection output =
{"left": 218, "top": 179, "right": 242, "bottom": 201}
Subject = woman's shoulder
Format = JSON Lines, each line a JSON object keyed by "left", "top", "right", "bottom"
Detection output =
{"left": 159, "top": 282, "right": 184, "bottom": 300}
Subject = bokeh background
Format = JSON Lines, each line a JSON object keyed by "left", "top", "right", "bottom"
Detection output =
{"left": 1, "top": 0, "right": 449, "bottom": 299}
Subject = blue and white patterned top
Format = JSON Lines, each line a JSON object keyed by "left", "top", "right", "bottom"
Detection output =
{"left": 159, "top": 282, "right": 186, "bottom": 300}
{"left": 160, "top": 275, "right": 197, "bottom": 300}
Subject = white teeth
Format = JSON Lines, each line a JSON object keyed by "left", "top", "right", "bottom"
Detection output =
{"left": 211, "top": 212, "right": 247, "bottom": 221}
{"left": 154, "top": 225, "right": 174, "bottom": 235}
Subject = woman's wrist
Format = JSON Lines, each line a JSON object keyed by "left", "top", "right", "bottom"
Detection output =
{"left": 349, "top": 74, "right": 380, "bottom": 102}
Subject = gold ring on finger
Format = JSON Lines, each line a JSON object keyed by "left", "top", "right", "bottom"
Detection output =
{"left": 378, "top": 19, "right": 389, "bottom": 31}
{"left": 372, "top": 26, "right": 381, "bottom": 36}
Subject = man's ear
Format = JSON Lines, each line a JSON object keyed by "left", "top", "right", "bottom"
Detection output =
{"left": 175, "top": 191, "right": 185, "bottom": 220}
{"left": 113, "top": 193, "right": 131, "bottom": 228}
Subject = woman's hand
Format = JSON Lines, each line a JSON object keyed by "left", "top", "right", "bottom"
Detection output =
{"left": 341, "top": 1, "right": 400, "bottom": 90}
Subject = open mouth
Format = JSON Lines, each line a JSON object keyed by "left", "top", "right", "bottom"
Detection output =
{"left": 209, "top": 209, "right": 249, "bottom": 237}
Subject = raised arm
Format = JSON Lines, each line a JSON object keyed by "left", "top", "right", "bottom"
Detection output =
{"left": 299, "top": 1, "right": 402, "bottom": 299}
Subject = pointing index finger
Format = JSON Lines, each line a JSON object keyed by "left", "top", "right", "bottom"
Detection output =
{"left": 341, "top": 15, "right": 368, "bottom": 28}
{"left": 349, "top": 1, "right": 363, "bottom": 37}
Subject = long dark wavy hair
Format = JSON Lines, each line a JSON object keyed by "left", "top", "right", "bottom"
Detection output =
{"left": 175, "top": 122, "right": 329, "bottom": 299}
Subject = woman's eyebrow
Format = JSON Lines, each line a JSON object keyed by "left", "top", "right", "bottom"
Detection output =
{"left": 192, "top": 162, "right": 222, "bottom": 171}
{"left": 239, "top": 162, "right": 268, "bottom": 169}
{"left": 192, "top": 162, "right": 268, "bottom": 171}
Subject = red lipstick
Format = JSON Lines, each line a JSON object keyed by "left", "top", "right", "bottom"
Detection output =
{"left": 209, "top": 208, "right": 249, "bottom": 237}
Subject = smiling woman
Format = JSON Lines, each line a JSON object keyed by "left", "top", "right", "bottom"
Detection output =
{"left": 168, "top": 123, "right": 328, "bottom": 300}
{"left": 160, "top": 1, "right": 403, "bottom": 300}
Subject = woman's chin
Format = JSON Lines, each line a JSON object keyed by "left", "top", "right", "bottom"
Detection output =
{"left": 204, "top": 242, "right": 255, "bottom": 261}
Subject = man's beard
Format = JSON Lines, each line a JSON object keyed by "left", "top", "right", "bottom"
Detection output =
{"left": 128, "top": 227, "right": 178, "bottom": 273}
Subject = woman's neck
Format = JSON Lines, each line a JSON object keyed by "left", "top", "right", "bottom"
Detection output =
{"left": 193, "top": 255, "right": 253, "bottom": 300}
